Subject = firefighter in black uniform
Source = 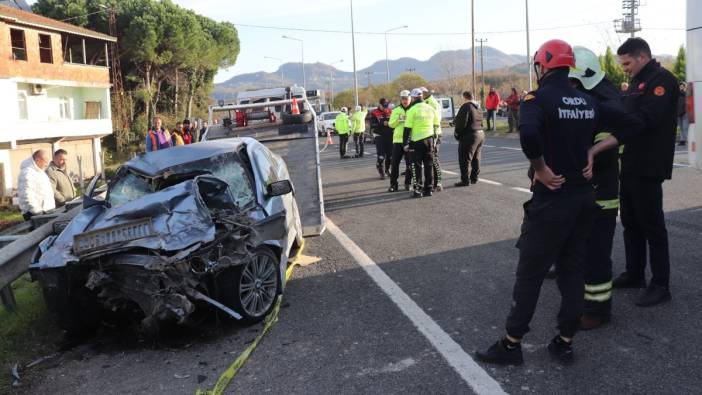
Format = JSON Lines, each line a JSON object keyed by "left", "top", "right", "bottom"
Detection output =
{"left": 568, "top": 46, "right": 624, "bottom": 329}
{"left": 590, "top": 38, "right": 678, "bottom": 307}
{"left": 476, "top": 39, "right": 643, "bottom": 366}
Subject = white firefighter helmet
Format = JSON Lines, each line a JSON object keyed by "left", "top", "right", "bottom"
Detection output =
{"left": 569, "top": 46, "right": 606, "bottom": 90}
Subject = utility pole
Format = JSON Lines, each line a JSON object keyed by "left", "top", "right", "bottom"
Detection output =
{"left": 471, "top": 0, "right": 476, "bottom": 95}
{"left": 614, "top": 0, "right": 641, "bottom": 38}
{"left": 525, "top": 0, "right": 532, "bottom": 91}
{"left": 476, "top": 38, "right": 487, "bottom": 105}
{"left": 106, "top": 5, "right": 128, "bottom": 154}
{"left": 350, "top": 0, "right": 359, "bottom": 107}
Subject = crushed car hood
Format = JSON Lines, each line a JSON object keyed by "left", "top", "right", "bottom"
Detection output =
{"left": 31, "top": 178, "right": 220, "bottom": 270}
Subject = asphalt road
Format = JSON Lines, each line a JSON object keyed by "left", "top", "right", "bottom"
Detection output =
{"left": 22, "top": 133, "right": 702, "bottom": 394}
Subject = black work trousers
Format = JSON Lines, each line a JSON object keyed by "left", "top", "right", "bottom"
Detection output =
{"left": 339, "top": 134, "right": 349, "bottom": 158}
{"left": 506, "top": 190, "right": 596, "bottom": 339}
{"left": 410, "top": 137, "right": 434, "bottom": 193}
{"left": 620, "top": 175, "right": 670, "bottom": 287}
{"left": 584, "top": 207, "right": 617, "bottom": 317}
{"left": 353, "top": 133, "right": 364, "bottom": 156}
{"left": 375, "top": 134, "right": 393, "bottom": 175}
{"left": 390, "top": 143, "right": 411, "bottom": 189}
{"left": 458, "top": 130, "right": 485, "bottom": 183}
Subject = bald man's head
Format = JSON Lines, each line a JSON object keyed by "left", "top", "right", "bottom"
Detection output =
{"left": 33, "top": 149, "right": 50, "bottom": 170}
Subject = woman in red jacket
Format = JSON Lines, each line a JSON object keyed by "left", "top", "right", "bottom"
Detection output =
{"left": 485, "top": 87, "right": 501, "bottom": 131}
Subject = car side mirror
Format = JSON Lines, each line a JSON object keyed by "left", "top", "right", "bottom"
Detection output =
{"left": 266, "top": 180, "right": 293, "bottom": 197}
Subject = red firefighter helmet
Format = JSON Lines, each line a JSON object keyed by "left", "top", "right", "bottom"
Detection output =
{"left": 533, "top": 39, "right": 575, "bottom": 70}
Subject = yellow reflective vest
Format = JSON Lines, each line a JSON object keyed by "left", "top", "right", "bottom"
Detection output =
{"left": 335, "top": 113, "right": 350, "bottom": 135}
{"left": 424, "top": 95, "right": 442, "bottom": 135}
{"left": 389, "top": 105, "right": 409, "bottom": 144}
{"left": 405, "top": 101, "right": 438, "bottom": 142}
{"left": 351, "top": 110, "right": 367, "bottom": 134}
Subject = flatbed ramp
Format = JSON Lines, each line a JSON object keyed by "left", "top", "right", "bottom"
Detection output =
{"left": 205, "top": 119, "right": 325, "bottom": 237}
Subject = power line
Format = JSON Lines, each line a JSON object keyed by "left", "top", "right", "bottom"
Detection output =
{"left": 231, "top": 20, "right": 622, "bottom": 36}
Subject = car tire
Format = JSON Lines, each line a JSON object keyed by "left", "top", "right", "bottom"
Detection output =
{"left": 40, "top": 270, "right": 102, "bottom": 335}
{"left": 281, "top": 110, "right": 312, "bottom": 125}
{"left": 214, "top": 246, "right": 281, "bottom": 324}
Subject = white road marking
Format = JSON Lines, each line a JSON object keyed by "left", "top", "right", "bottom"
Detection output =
{"left": 443, "top": 170, "right": 459, "bottom": 176}
{"left": 674, "top": 163, "right": 691, "bottom": 168}
{"left": 478, "top": 179, "right": 503, "bottom": 186}
{"left": 483, "top": 144, "right": 522, "bottom": 151}
{"left": 511, "top": 187, "right": 533, "bottom": 194}
{"left": 326, "top": 220, "right": 506, "bottom": 395}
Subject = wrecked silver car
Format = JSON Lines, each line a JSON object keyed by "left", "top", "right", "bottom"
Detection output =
{"left": 30, "top": 138, "right": 303, "bottom": 333}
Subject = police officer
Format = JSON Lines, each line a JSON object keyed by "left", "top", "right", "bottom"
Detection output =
{"left": 590, "top": 38, "right": 678, "bottom": 307}
{"left": 351, "top": 105, "right": 367, "bottom": 158}
{"left": 568, "top": 46, "right": 624, "bottom": 329}
{"left": 371, "top": 99, "right": 394, "bottom": 179}
{"left": 476, "top": 40, "right": 642, "bottom": 366}
{"left": 421, "top": 87, "right": 443, "bottom": 191}
{"left": 335, "top": 107, "right": 351, "bottom": 159}
{"left": 453, "top": 91, "right": 484, "bottom": 187}
{"left": 404, "top": 88, "right": 438, "bottom": 198}
{"left": 388, "top": 90, "right": 413, "bottom": 192}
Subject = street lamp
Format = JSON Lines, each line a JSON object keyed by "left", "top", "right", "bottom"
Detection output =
{"left": 329, "top": 59, "right": 343, "bottom": 110}
{"left": 525, "top": 0, "right": 532, "bottom": 90}
{"left": 264, "top": 56, "right": 284, "bottom": 86}
{"left": 350, "top": 0, "right": 359, "bottom": 107}
{"left": 282, "top": 35, "right": 305, "bottom": 88}
{"left": 384, "top": 25, "right": 408, "bottom": 84}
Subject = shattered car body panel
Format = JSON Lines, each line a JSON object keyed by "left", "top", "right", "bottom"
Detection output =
{"left": 30, "top": 139, "right": 303, "bottom": 329}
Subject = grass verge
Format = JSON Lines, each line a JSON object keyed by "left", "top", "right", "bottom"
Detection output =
{"left": 0, "top": 275, "right": 61, "bottom": 392}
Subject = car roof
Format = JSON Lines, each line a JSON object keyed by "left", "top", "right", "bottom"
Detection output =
{"left": 125, "top": 138, "right": 256, "bottom": 177}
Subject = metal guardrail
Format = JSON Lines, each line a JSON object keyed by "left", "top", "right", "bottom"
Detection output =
{"left": 0, "top": 203, "right": 83, "bottom": 311}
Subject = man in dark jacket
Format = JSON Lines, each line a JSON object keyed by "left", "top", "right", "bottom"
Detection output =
{"left": 609, "top": 38, "right": 679, "bottom": 307}
{"left": 677, "top": 82, "right": 689, "bottom": 146}
{"left": 371, "top": 99, "right": 394, "bottom": 178}
{"left": 453, "top": 91, "right": 484, "bottom": 187}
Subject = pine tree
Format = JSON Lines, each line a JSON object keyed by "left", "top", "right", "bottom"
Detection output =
{"left": 599, "top": 47, "right": 626, "bottom": 86}
{"left": 672, "top": 45, "right": 686, "bottom": 82}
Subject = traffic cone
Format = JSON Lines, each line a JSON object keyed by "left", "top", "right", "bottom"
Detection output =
{"left": 291, "top": 98, "right": 300, "bottom": 115}
{"left": 326, "top": 130, "right": 333, "bottom": 145}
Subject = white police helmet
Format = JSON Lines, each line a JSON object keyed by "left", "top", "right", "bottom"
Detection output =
{"left": 341, "top": 107, "right": 348, "bottom": 113}
{"left": 399, "top": 90, "right": 411, "bottom": 97}
{"left": 410, "top": 88, "right": 423, "bottom": 98}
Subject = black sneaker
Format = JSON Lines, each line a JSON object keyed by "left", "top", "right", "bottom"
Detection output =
{"left": 454, "top": 181, "right": 470, "bottom": 187}
{"left": 475, "top": 339, "right": 524, "bottom": 366}
{"left": 341, "top": 155, "right": 351, "bottom": 159}
{"left": 423, "top": 189, "right": 433, "bottom": 197}
{"left": 612, "top": 272, "right": 646, "bottom": 289}
{"left": 411, "top": 191, "right": 423, "bottom": 198}
{"left": 547, "top": 336, "right": 574, "bottom": 365}
{"left": 635, "top": 284, "right": 671, "bottom": 307}
{"left": 470, "top": 178, "right": 479, "bottom": 184}
{"left": 404, "top": 184, "right": 411, "bottom": 191}
{"left": 388, "top": 186, "right": 398, "bottom": 192}
{"left": 434, "top": 184, "right": 443, "bottom": 192}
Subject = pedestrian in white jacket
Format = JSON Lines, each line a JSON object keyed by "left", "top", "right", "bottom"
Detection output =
{"left": 18, "top": 150, "right": 55, "bottom": 220}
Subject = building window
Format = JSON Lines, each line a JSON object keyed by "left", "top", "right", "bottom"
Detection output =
{"left": 10, "top": 29, "right": 27, "bottom": 61}
{"left": 85, "top": 101, "right": 102, "bottom": 119}
{"left": 59, "top": 97, "right": 72, "bottom": 120}
{"left": 39, "top": 34, "right": 53, "bottom": 64}
{"left": 62, "top": 33, "right": 85, "bottom": 64}
{"left": 18, "top": 92, "right": 28, "bottom": 120}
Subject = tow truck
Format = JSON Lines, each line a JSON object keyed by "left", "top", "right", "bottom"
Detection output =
{"left": 203, "top": 86, "right": 326, "bottom": 236}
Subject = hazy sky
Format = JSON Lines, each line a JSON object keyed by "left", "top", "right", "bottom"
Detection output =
{"left": 31, "top": 0, "right": 688, "bottom": 83}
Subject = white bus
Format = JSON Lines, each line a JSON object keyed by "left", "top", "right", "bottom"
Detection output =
{"left": 687, "top": 0, "right": 701, "bottom": 169}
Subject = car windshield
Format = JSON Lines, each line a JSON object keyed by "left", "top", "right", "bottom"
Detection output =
{"left": 107, "top": 154, "right": 256, "bottom": 209}
{"left": 108, "top": 172, "right": 154, "bottom": 207}
{"left": 324, "top": 113, "right": 338, "bottom": 120}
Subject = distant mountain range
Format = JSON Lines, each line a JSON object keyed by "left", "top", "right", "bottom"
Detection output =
{"left": 213, "top": 46, "right": 527, "bottom": 99}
